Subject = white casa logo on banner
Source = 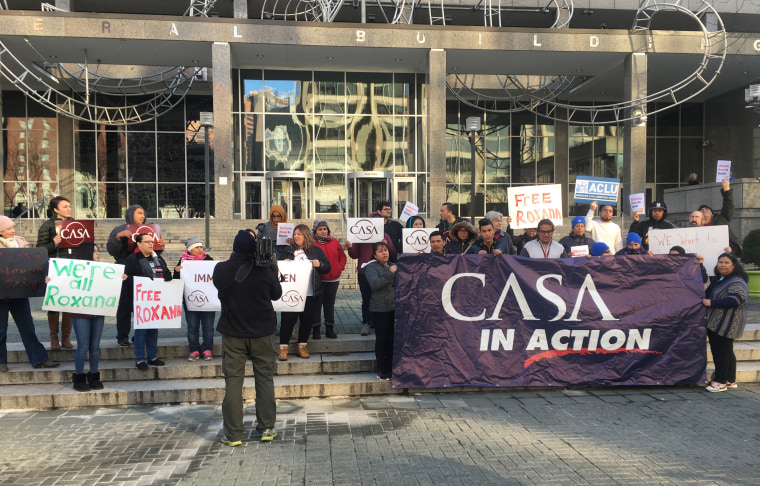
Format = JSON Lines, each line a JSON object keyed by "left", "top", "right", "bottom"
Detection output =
{"left": 179, "top": 260, "right": 221, "bottom": 312}
{"left": 132, "top": 277, "right": 185, "bottom": 329}
{"left": 403, "top": 228, "right": 435, "bottom": 253}
{"left": 272, "top": 260, "right": 313, "bottom": 313}
{"left": 43, "top": 258, "right": 125, "bottom": 317}
{"left": 346, "top": 218, "right": 384, "bottom": 243}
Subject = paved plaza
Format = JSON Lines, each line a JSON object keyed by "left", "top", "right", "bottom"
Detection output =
{"left": 1, "top": 385, "right": 759, "bottom": 485}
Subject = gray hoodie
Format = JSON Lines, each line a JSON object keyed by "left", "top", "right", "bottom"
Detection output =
{"left": 106, "top": 204, "right": 145, "bottom": 264}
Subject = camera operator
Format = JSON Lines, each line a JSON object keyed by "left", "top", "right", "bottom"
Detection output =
{"left": 213, "top": 230, "right": 282, "bottom": 445}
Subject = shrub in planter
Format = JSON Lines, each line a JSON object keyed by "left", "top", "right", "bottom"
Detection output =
{"left": 742, "top": 229, "right": 760, "bottom": 267}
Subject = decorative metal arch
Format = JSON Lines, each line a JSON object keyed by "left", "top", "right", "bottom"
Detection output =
{"left": 0, "top": 1, "right": 213, "bottom": 125}
{"left": 449, "top": 0, "right": 727, "bottom": 124}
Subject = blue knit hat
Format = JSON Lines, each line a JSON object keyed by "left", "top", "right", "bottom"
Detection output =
{"left": 591, "top": 242, "right": 610, "bottom": 256}
{"left": 626, "top": 233, "right": 642, "bottom": 245}
{"left": 571, "top": 216, "right": 585, "bottom": 228}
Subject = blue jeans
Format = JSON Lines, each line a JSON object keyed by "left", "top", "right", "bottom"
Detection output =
{"left": 186, "top": 309, "right": 215, "bottom": 353}
{"left": 72, "top": 316, "right": 104, "bottom": 374}
{"left": 0, "top": 298, "right": 49, "bottom": 367}
{"left": 134, "top": 329, "right": 158, "bottom": 363}
{"left": 357, "top": 273, "right": 372, "bottom": 324}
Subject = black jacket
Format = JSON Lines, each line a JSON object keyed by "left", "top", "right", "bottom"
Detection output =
{"left": 123, "top": 251, "right": 172, "bottom": 303}
{"left": 707, "top": 188, "right": 742, "bottom": 257}
{"left": 37, "top": 216, "right": 78, "bottom": 259}
{"left": 213, "top": 253, "right": 282, "bottom": 338}
{"left": 629, "top": 207, "right": 675, "bottom": 249}
{"left": 280, "top": 245, "right": 331, "bottom": 297}
{"left": 107, "top": 205, "right": 156, "bottom": 264}
{"left": 384, "top": 219, "right": 404, "bottom": 258}
{"left": 559, "top": 233, "right": 595, "bottom": 255}
{"left": 444, "top": 221, "right": 479, "bottom": 255}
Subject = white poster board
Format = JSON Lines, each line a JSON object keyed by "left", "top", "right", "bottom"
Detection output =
{"left": 507, "top": 184, "right": 564, "bottom": 230}
{"left": 132, "top": 277, "right": 185, "bottom": 329}
{"left": 570, "top": 245, "right": 589, "bottom": 258}
{"left": 648, "top": 226, "right": 729, "bottom": 276}
{"left": 716, "top": 160, "right": 731, "bottom": 183}
{"left": 272, "top": 260, "right": 313, "bottom": 313}
{"left": 402, "top": 228, "right": 435, "bottom": 253}
{"left": 399, "top": 201, "right": 419, "bottom": 223}
{"left": 629, "top": 193, "right": 646, "bottom": 216}
{"left": 42, "top": 259, "right": 125, "bottom": 317}
{"left": 346, "top": 218, "right": 384, "bottom": 244}
{"left": 179, "top": 260, "right": 221, "bottom": 312}
{"left": 276, "top": 222, "right": 294, "bottom": 245}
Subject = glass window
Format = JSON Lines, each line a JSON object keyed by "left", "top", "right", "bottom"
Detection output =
{"left": 98, "top": 125, "right": 126, "bottom": 182}
{"left": 3, "top": 129, "right": 26, "bottom": 182}
{"left": 127, "top": 132, "right": 156, "bottom": 182}
{"left": 314, "top": 115, "right": 345, "bottom": 171}
{"left": 655, "top": 138, "right": 679, "bottom": 183}
{"left": 512, "top": 136, "right": 536, "bottom": 184}
{"left": 485, "top": 185, "right": 510, "bottom": 214}
{"left": 188, "top": 184, "right": 214, "bottom": 218}
{"left": 347, "top": 72, "right": 392, "bottom": 115}
{"left": 315, "top": 173, "right": 345, "bottom": 213}
{"left": 158, "top": 184, "right": 187, "bottom": 218}
{"left": 157, "top": 133, "right": 186, "bottom": 182}
{"left": 128, "top": 183, "right": 157, "bottom": 218}
{"left": 264, "top": 114, "right": 312, "bottom": 171}
{"left": 314, "top": 72, "right": 345, "bottom": 115}
{"left": 646, "top": 139, "right": 656, "bottom": 184}
{"left": 240, "top": 114, "right": 263, "bottom": 172}
{"left": 186, "top": 128, "right": 214, "bottom": 183}
{"left": 415, "top": 116, "right": 426, "bottom": 173}
{"left": 393, "top": 116, "right": 411, "bottom": 173}
{"left": 680, "top": 103, "right": 703, "bottom": 137}
{"left": 102, "top": 183, "right": 127, "bottom": 219}
{"left": 445, "top": 130, "right": 461, "bottom": 184}
{"left": 264, "top": 70, "right": 313, "bottom": 114}
{"left": 186, "top": 96, "right": 214, "bottom": 130}
{"left": 240, "top": 69, "right": 263, "bottom": 113}
{"left": 75, "top": 183, "right": 98, "bottom": 218}
{"left": 156, "top": 102, "right": 185, "bottom": 132}
{"left": 655, "top": 107, "right": 679, "bottom": 137}
{"left": 484, "top": 114, "right": 510, "bottom": 183}
{"left": 75, "top": 131, "right": 97, "bottom": 182}
{"left": 394, "top": 73, "right": 413, "bottom": 115}
{"left": 680, "top": 139, "right": 702, "bottom": 184}
{"left": 347, "top": 115, "right": 392, "bottom": 172}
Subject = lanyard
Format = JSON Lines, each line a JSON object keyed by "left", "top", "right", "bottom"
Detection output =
{"left": 540, "top": 242, "right": 551, "bottom": 259}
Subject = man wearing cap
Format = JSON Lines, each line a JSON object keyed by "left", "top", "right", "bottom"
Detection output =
{"left": 628, "top": 200, "right": 675, "bottom": 250}
{"left": 213, "top": 230, "right": 282, "bottom": 445}
{"left": 585, "top": 202, "right": 623, "bottom": 253}
{"left": 698, "top": 178, "right": 742, "bottom": 257}
{"left": 560, "top": 216, "right": 595, "bottom": 257}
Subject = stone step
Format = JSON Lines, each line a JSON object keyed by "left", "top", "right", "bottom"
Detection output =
{"left": 707, "top": 341, "right": 760, "bottom": 362}
{"left": 740, "top": 323, "right": 760, "bottom": 341}
{"left": 705, "top": 361, "right": 760, "bottom": 384}
{"left": 5, "top": 336, "right": 375, "bottom": 364}
{"left": 0, "top": 352, "right": 377, "bottom": 385}
{"left": 0, "top": 373, "right": 398, "bottom": 411}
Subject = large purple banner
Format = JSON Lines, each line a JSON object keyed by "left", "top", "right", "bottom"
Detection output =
{"left": 393, "top": 254, "right": 707, "bottom": 387}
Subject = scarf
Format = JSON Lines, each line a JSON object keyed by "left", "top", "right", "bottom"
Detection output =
{"left": 0, "top": 236, "right": 18, "bottom": 248}
{"left": 180, "top": 251, "right": 208, "bottom": 261}
{"left": 315, "top": 235, "right": 332, "bottom": 245}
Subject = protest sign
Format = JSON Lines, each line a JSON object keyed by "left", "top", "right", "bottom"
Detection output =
{"left": 132, "top": 277, "right": 184, "bottom": 329}
{"left": 507, "top": 184, "right": 563, "bottom": 229}
{"left": 42, "top": 259, "right": 124, "bottom": 317}
{"left": 402, "top": 228, "right": 435, "bottom": 253}
{"left": 127, "top": 224, "right": 164, "bottom": 251}
{"left": 574, "top": 176, "right": 620, "bottom": 205}
{"left": 276, "top": 222, "right": 294, "bottom": 245}
{"left": 570, "top": 245, "right": 589, "bottom": 257}
{"left": 399, "top": 201, "right": 419, "bottom": 224}
{"left": 648, "top": 226, "right": 729, "bottom": 276}
{"left": 0, "top": 248, "right": 48, "bottom": 299}
{"left": 716, "top": 160, "right": 731, "bottom": 182}
{"left": 272, "top": 260, "right": 313, "bottom": 313}
{"left": 629, "top": 193, "right": 645, "bottom": 216}
{"left": 394, "top": 254, "right": 706, "bottom": 388}
{"left": 55, "top": 220, "right": 95, "bottom": 249}
{"left": 346, "top": 218, "right": 384, "bottom": 244}
{"left": 179, "top": 260, "right": 221, "bottom": 312}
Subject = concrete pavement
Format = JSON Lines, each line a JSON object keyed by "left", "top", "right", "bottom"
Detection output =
{"left": 1, "top": 386, "right": 759, "bottom": 485}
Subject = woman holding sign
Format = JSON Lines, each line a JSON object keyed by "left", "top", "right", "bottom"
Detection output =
{"left": 174, "top": 237, "right": 216, "bottom": 361}
{"left": 278, "top": 224, "right": 330, "bottom": 361}
{"left": 363, "top": 241, "right": 397, "bottom": 381}
{"left": 312, "top": 220, "right": 346, "bottom": 340}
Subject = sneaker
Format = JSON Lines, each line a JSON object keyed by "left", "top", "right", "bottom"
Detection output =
{"left": 203, "top": 350, "right": 213, "bottom": 361}
{"left": 726, "top": 382, "right": 738, "bottom": 389}
{"left": 220, "top": 436, "right": 242, "bottom": 447}
{"left": 136, "top": 361, "right": 149, "bottom": 371}
{"left": 148, "top": 358, "right": 165, "bottom": 366}
{"left": 260, "top": 429, "right": 278, "bottom": 442}
{"left": 361, "top": 323, "right": 371, "bottom": 336}
{"left": 706, "top": 381, "right": 727, "bottom": 393}
{"left": 188, "top": 351, "right": 200, "bottom": 361}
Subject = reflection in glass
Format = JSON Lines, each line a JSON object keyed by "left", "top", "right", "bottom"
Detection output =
{"left": 314, "top": 116, "right": 345, "bottom": 171}
{"left": 394, "top": 117, "right": 411, "bottom": 173}
{"left": 347, "top": 72, "right": 393, "bottom": 115}
{"left": 485, "top": 185, "right": 509, "bottom": 215}
{"left": 3, "top": 129, "right": 26, "bottom": 182}
{"left": 315, "top": 173, "right": 345, "bottom": 213}
{"left": 158, "top": 184, "right": 187, "bottom": 218}
{"left": 157, "top": 133, "right": 186, "bottom": 182}
{"left": 314, "top": 72, "right": 345, "bottom": 115}
{"left": 265, "top": 114, "right": 312, "bottom": 171}
{"left": 187, "top": 129, "right": 215, "bottom": 183}
{"left": 75, "top": 183, "right": 98, "bottom": 218}
{"left": 102, "top": 183, "right": 127, "bottom": 218}
{"left": 484, "top": 116, "right": 510, "bottom": 183}
{"left": 348, "top": 115, "right": 392, "bottom": 172}
{"left": 264, "top": 71, "right": 313, "bottom": 114}
{"left": 98, "top": 125, "right": 126, "bottom": 182}
{"left": 188, "top": 184, "right": 214, "bottom": 218}
{"left": 394, "top": 73, "right": 413, "bottom": 115}
{"left": 240, "top": 70, "right": 263, "bottom": 112}
{"left": 241, "top": 114, "right": 263, "bottom": 171}
{"left": 655, "top": 138, "right": 679, "bottom": 183}
{"left": 75, "top": 132, "right": 97, "bottom": 182}
{"left": 127, "top": 132, "right": 156, "bottom": 182}
{"left": 243, "top": 180, "right": 262, "bottom": 219}
{"left": 128, "top": 183, "right": 157, "bottom": 218}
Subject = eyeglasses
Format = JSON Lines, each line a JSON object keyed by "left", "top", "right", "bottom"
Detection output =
{"left": 140, "top": 240, "right": 154, "bottom": 244}
{"left": 538, "top": 230, "right": 554, "bottom": 234}
{"left": 271, "top": 214, "right": 283, "bottom": 219}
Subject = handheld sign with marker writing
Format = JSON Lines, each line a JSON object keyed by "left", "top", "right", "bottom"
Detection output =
{"left": 507, "top": 184, "right": 563, "bottom": 230}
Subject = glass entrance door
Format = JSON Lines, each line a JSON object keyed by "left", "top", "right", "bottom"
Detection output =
{"left": 393, "top": 177, "right": 417, "bottom": 219}
{"left": 270, "top": 178, "right": 311, "bottom": 220}
{"left": 242, "top": 177, "right": 265, "bottom": 220}
{"left": 348, "top": 177, "right": 390, "bottom": 218}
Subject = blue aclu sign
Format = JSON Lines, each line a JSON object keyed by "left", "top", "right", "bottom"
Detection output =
{"left": 574, "top": 176, "right": 620, "bottom": 205}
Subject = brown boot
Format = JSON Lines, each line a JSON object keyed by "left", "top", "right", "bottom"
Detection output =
{"left": 61, "top": 313, "right": 73, "bottom": 349}
{"left": 47, "top": 312, "right": 60, "bottom": 350}
{"left": 278, "top": 345, "right": 288, "bottom": 361}
{"left": 297, "top": 343, "right": 310, "bottom": 359}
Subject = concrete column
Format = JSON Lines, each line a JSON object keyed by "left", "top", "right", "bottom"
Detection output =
{"left": 212, "top": 42, "right": 234, "bottom": 219}
{"left": 623, "top": 53, "right": 647, "bottom": 209}
{"left": 56, "top": 106, "right": 76, "bottom": 215}
{"left": 233, "top": 0, "right": 248, "bottom": 19}
{"left": 554, "top": 108, "right": 569, "bottom": 213}
{"left": 427, "top": 48, "right": 446, "bottom": 218}
{"left": 54, "top": 0, "right": 72, "bottom": 11}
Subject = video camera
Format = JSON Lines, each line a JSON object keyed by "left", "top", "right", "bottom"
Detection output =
{"left": 254, "top": 223, "right": 277, "bottom": 268}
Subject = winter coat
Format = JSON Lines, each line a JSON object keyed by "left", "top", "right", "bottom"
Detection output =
{"left": 628, "top": 205, "right": 675, "bottom": 250}
{"left": 173, "top": 253, "right": 214, "bottom": 279}
{"left": 472, "top": 235, "right": 514, "bottom": 255}
{"left": 520, "top": 239, "right": 568, "bottom": 259}
{"left": 437, "top": 216, "right": 465, "bottom": 241}
{"left": 444, "top": 221, "right": 479, "bottom": 255}
{"left": 705, "top": 275, "right": 748, "bottom": 340}
{"left": 347, "top": 233, "right": 397, "bottom": 275}
{"left": 37, "top": 216, "right": 78, "bottom": 259}
{"left": 123, "top": 251, "right": 172, "bottom": 307}
{"left": 362, "top": 259, "right": 396, "bottom": 312}
{"left": 384, "top": 219, "right": 404, "bottom": 257}
{"left": 705, "top": 188, "right": 742, "bottom": 257}
{"left": 107, "top": 205, "right": 149, "bottom": 264}
{"left": 279, "top": 245, "right": 331, "bottom": 297}
{"left": 512, "top": 232, "right": 538, "bottom": 255}
{"left": 213, "top": 252, "right": 282, "bottom": 339}
{"left": 315, "top": 237, "right": 346, "bottom": 281}
{"left": 559, "top": 233, "right": 595, "bottom": 256}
